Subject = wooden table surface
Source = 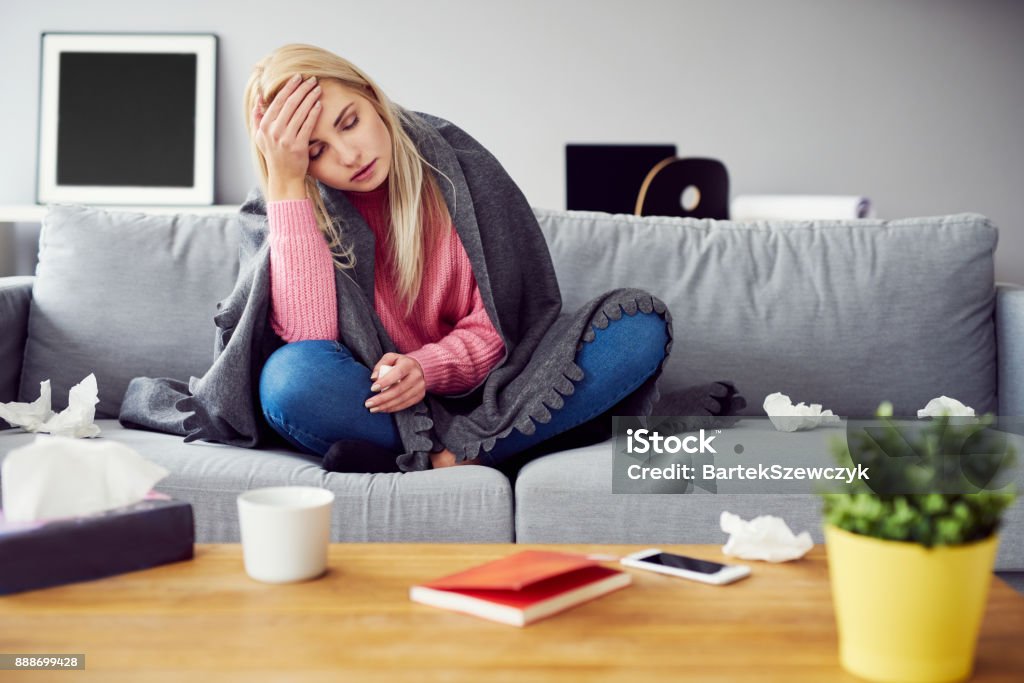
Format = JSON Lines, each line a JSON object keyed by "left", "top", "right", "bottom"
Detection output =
{"left": 1, "top": 543, "right": 1022, "bottom": 682}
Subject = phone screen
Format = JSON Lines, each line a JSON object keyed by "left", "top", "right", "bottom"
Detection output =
{"left": 637, "top": 552, "right": 728, "bottom": 574}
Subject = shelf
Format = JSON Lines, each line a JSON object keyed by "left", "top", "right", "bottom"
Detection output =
{"left": 0, "top": 204, "right": 240, "bottom": 222}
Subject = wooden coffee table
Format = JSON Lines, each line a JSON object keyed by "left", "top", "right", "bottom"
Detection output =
{"left": 1, "top": 544, "right": 1022, "bottom": 681}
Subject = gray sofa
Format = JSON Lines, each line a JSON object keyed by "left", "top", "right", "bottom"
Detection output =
{"left": 2, "top": 204, "right": 1023, "bottom": 571}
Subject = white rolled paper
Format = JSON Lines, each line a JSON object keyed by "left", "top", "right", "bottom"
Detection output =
{"left": 731, "top": 195, "right": 873, "bottom": 221}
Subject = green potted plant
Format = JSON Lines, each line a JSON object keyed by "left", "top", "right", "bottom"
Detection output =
{"left": 822, "top": 401, "right": 1017, "bottom": 683}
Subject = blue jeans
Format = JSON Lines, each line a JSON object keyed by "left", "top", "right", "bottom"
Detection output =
{"left": 259, "top": 310, "right": 668, "bottom": 468}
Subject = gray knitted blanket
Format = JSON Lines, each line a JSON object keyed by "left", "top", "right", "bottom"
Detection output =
{"left": 118, "top": 109, "right": 674, "bottom": 471}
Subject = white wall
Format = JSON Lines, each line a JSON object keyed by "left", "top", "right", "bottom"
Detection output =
{"left": 2, "top": 0, "right": 1022, "bottom": 282}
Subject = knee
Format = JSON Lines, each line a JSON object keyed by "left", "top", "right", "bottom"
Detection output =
{"left": 614, "top": 310, "right": 669, "bottom": 359}
{"left": 259, "top": 340, "right": 337, "bottom": 415}
{"left": 579, "top": 309, "right": 668, "bottom": 380}
{"left": 600, "top": 310, "right": 668, "bottom": 378}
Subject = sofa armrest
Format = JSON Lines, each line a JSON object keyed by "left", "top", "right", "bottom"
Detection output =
{"left": 997, "top": 282, "right": 1024, "bottom": 418}
{"left": 0, "top": 276, "right": 34, "bottom": 427}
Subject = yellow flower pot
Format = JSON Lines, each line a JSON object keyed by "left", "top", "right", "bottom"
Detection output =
{"left": 825, "top": 524, "right": 999, "bottom": 683}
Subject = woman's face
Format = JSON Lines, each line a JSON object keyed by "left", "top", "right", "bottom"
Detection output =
{"left": 306, "top": 80, "right": 392, "bottom": 192}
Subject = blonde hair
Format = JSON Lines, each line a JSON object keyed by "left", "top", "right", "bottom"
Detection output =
{"left": 243, "top": 44, "right": 455, "bottom": 317}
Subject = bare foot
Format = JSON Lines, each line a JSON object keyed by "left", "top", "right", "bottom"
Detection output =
{"left": 430, "top": 448, "right": 480, "bottom": 468}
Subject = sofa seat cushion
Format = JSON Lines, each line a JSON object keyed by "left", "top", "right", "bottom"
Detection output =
{"left": 512, "top": 421, "right": 1024, "bottom": 571}
{"left": 0, "top": 421, "right": 513, "bottom": 543}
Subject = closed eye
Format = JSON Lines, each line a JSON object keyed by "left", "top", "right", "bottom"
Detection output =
{"left": 310, "top": 117, "right": 359, "bottom": 161}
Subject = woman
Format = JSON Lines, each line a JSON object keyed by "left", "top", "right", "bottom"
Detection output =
{"left": 121, "top": 43, "right": 675, "bottom": 473}
{"left": 244, "top": 43, "right": 674, "bottom": 471}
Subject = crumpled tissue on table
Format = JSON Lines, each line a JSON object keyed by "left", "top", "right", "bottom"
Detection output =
{"left": 720, "top": 511, "right": 813, "bottom": 562}
{"left": 0, "top": 435, "right": 169, "bottom": 523}
{"left": 0, "top": 373, "right": 101, "bottom": 438}
{"left": 762, "top": 392, "right": 841, "bottom": 432}
{"left": 917, "top": 395, "right": 976, "bottom": 419}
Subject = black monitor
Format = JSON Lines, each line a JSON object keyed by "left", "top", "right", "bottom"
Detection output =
{"left": 566, "top": 143, "right": 676, "bottom": 214}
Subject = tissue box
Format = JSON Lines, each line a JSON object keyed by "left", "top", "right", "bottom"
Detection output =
{"left": 0, "top": 496, "right": 194, "bottom": 595}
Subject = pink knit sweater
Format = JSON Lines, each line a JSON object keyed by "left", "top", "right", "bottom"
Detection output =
{"left": 266, "top": 184, "right": 505, "bottom": 395}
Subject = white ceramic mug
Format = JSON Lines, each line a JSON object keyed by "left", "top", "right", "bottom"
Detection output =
{"left": 237, "top": 486, "right": 335, "bottom": 583}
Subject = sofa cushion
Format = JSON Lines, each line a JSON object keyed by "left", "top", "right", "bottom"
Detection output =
{"left": 535, "top": 209, "right": 998, "bottom": 417}
{"left": 20, "top": 205, "right": 240, "bottom": 418}
{"left": 0, "top": 420, "right": 514, "bottom": 542}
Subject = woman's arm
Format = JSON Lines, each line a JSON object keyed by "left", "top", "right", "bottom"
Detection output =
{"left": 403, "top": 225, "right": 505, "bottom": 396}
{"left": 267, "top": 198, "right": 339, "bottom": 342}
{"left": 250, "top": 73, "right": 338, "bottom": 342}
{"left": 406, "top": 285, "right": 505, "bottom": 395}
{"left": 366, "top": 287, "right": 504, "bottom": 414}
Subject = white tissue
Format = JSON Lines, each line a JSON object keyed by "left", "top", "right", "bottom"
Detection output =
{"left": 0, "top": 435, "right": 169, "bottom": 522}
{"left": 0, "top": 374, "right": 101, "bottom": 438}
{"left": 377, "top": 364, "right": 394, "bottom": 379}
{"left": 917, "top": 396, "right": 975, "bottom": 419}
{"left": 720, "top": 511, "right": 813, "bottom": 562}
{"left": 763, "top": 392, "right": 841, "bottom": 432}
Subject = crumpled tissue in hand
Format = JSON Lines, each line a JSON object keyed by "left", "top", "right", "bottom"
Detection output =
{"left": 720, "top": 511, "right": 813, "bottom": 562}
{"left": 0, "top": 374, "right": 101, "bottom": 438}
{"left": 763, "top": 392, "right": 841, "bottom": 432}
{"left": 0, "top": 435, "right": 169, "bottom": 522}
{"left": 917, "top": 395, "right": 975, "bottom": 419}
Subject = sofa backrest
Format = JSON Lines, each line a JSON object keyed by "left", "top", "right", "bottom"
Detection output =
{"left": 20, "top": 204, "right": 240, "bottom": 418}
{"left": 20, "top": 204, "right": 999, "bottom": 420}
{"left": 535, "top": 208, "right": 998, "bottom": 417}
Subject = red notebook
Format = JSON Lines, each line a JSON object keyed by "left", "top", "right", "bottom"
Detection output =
{"left": 409, "top": 550, "right": 631, "bottom": 626}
